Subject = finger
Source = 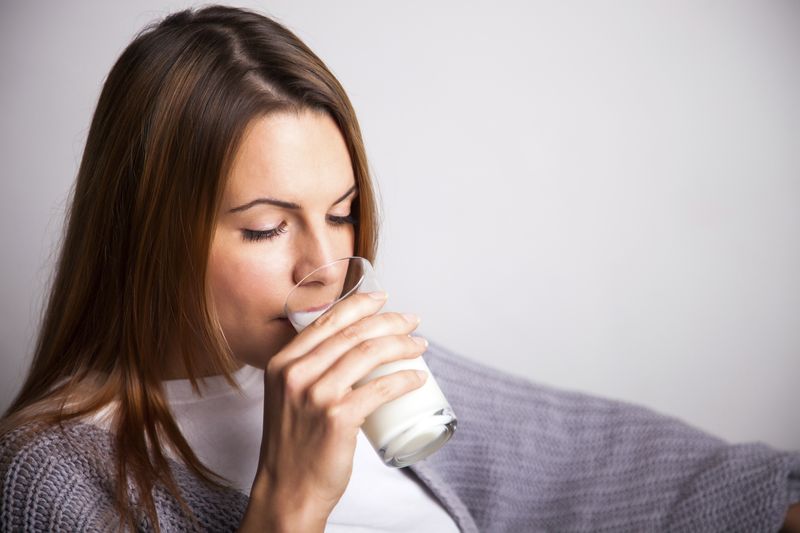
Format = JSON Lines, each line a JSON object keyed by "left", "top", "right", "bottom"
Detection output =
{"left": 270, "top": 291, "right": 388, "bottom": 372}
{"left": 306, "top": 334, "right": 428, "bottom": 408}
{"left": 288, "top": 311, "right": 420, "bottom": 392}
{"left": 338, "top": 369, "right": 428, "bottom": 427}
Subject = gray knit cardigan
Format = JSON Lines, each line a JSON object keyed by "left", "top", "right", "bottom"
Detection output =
{"left": 1, "top": 339, "right": 799, "bottom": 532}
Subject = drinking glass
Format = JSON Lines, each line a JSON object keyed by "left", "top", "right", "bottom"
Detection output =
{"left": 284, "top": 256, "right": 457, "bottom": 467}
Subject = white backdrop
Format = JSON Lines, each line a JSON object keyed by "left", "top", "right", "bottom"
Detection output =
{"left": 1, "top": 0, "right": 798, "bottom": 450}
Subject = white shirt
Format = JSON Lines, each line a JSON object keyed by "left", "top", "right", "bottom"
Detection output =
{"left": 159, "top": 363, "right": 461, "bottom": 532}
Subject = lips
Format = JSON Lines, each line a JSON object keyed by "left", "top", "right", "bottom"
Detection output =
{"left": 304, "top": 302, "right": 333, "bottom": 313}
{"left": 275, "top": 301, "right": 332, "bottom": 321}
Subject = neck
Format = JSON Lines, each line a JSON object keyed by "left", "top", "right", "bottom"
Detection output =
{"left": 161, "top": 357, "right": 245, "bottom": 381}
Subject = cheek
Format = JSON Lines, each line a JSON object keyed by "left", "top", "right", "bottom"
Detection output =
{"left": 208, "top": 242, "right": 285, "bottom": 326}
{"left": 338, "top": 226, "right": 356, "bottom": 257}
{"left": 208, "top": 240, "right": 297, "bottom": 365}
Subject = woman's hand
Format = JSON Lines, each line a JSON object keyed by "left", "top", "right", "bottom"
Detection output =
{"left": 239, "top": 291, "right": 427, "bottom": 532}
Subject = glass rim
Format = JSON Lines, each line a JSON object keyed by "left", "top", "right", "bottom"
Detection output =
{"left": 283, "top": 255, "right": 371, "bottom": 317}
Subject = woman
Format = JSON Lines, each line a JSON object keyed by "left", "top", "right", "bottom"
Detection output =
{"left": 1, "top": 5, "right": 798, "bottom": 532}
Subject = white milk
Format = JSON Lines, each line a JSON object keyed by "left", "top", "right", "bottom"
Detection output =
{"left": 290, "top": 304, "right": 333, "bottom": 330}
{"left": 353, "top": 356, "right": 456, "bottom": 466}
{"left": 289, "top": 307, "right": 457, "bottom": 467}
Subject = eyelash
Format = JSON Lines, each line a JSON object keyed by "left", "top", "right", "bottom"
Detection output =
{"left": 241, "top": 215, "right": 358, "bottom": 242}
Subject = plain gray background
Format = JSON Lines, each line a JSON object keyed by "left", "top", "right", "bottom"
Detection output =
{"left": 1, "top": 1, "right": 798, "bottom": 450}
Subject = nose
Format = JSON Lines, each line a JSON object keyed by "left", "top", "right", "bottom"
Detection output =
{"left": 293, "top": 257, "right": 340, "bottom": 288}
{"left": 291, "top": 223, "right": 340, "bottom": 287}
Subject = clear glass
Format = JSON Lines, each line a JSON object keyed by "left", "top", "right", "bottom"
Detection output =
{"left": 284, "top": 256, "right": 457, "bottom": 467}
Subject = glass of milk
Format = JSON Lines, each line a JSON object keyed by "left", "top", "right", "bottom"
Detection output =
{"left": 284, "top": 256, "right": 457, "bottom": 467}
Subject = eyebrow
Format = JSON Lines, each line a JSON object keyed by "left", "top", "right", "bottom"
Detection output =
{"left": 228, "top": 183, "right": 358, "bottom": 214}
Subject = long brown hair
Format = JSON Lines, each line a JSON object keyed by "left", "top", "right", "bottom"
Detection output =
{"left": 1, "top": 5, "right": 380, "bottom": 531}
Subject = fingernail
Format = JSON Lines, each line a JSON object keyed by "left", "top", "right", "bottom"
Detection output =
{"left": 368, "top": 291, "right": 388, "bottom": 300}
{"left": 412, "top": 336, "right": 428, "bottom": 347}
{"left": 415, "top": 370, "right": 429, "bottom": 381}
{"left": 403, "top": 313, "right": 420, "bottom": 325}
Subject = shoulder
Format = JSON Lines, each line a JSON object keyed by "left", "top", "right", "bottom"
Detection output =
{"left": 1, "top": 420, "right": 248, "bottom": 531}
{"left": 1, "top": 421, "right": 119, "bottom": 530}
{"left": 0, "top": 420, "right": 115, "bottom": 476}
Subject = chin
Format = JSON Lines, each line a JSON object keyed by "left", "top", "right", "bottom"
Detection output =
{"left": 234, "top": 325, "right": 297, "bottom": 369}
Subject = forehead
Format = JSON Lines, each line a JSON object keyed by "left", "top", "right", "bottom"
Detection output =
{"left": 224, "top": 109, "right": 354, "bottom": 208}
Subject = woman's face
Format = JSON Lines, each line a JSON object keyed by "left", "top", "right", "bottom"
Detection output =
{"left": 208, "top": 109, "right": 357, "bottom": 368}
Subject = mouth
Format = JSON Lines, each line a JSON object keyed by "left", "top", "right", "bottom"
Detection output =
{"left": 304, "top": 302, "right": 334, "bottom": 313}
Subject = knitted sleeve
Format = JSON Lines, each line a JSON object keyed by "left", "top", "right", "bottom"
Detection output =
{"left": 418, "top": 339, "right": 800, "bottom": 533}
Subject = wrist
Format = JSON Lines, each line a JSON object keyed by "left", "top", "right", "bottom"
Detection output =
{"left": 246, "top": 471, "right": 329, "bottom": 533}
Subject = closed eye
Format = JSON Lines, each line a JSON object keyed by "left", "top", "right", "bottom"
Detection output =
{"left": 241, "top": 214, "right": 358, "bottom": 242}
